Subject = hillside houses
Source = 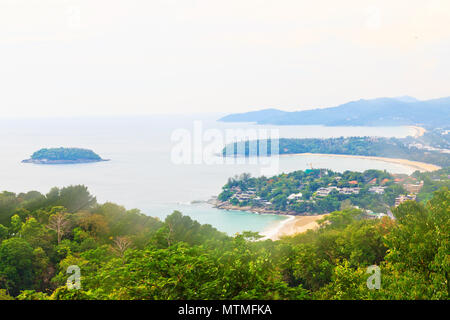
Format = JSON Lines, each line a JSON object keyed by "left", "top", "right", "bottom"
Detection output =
{"left": 369, "top": 186, "right": 386, "bottom": 194}
{"left": 216, "top": 168, "right": 421, "bottom": 215}
{"left": 392, "top": 179, "right": 423, "bottom": 207}
{"left": 395, "top": 194, "right": 416, "bottom": 207}
{"left": 340, "top": 187, "right": 361, "bottom": 195}
{"left": 230, "top": 187, "right": 256, "bottom": 201}
{"left": 287, "top": 192, "right": 303, "bottom": 201}
{"left": 315, "top": 186, "right": 360, "bottom": 197}
{"left": 404, "top": 181, "right": 424, "bottom": 194}
{"left": 316, "top": 187, "right": 338, "bottom": 197}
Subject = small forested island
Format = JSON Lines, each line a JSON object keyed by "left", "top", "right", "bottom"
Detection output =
{"left": 22, "top": 148, "right": 109, "bottom": 164}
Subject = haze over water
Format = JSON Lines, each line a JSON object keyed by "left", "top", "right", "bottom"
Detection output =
{"left": 0, "top": 114, "right": 415, "bottom": 234}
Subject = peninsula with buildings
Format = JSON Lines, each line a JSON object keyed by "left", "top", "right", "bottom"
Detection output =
{"left": 22, "top": 147, "right": 109, "bottom": 164}
{"left": 214, "top": 168, "right": 449, "bottom": 217}
{"left": 220, "top": 96, "right": 450, "bottom": 172}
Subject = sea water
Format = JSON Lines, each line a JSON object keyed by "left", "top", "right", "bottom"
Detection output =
{"left": 0, "top": 113, "right": 415, "bottom": 234}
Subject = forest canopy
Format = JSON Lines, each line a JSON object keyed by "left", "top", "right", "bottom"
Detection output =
{"left": 223, "top": 137, "right": 450, "bottom": 167}
{"left": 0, "top": 184, "right": 448, "bottom": 300}
{"left": 28, "top": 148, "right": 104, "bottom": 161}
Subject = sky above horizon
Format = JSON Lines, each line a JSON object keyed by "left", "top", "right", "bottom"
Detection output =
{"left": 1, "top": 0, "right": 450, "bottom": 117}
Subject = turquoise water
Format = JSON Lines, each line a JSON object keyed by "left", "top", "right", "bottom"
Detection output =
{"left": 164, "top": 203, "right": 287, "bottom": 235}
{"left": 0, "top": 114, "right": 415, "bottom": 234}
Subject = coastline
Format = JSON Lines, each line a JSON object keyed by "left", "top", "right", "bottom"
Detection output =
{"left": 280, "top": 153, "right": 440, "bottom": 172}
{"left": 260, "top": 214, "right": 327, "bottom": 241}
{"left": 21, "top": 159, "right": 110, "bottom": 164}
{"left": 212, "top": 202, "right": 327, "bottom": 240}
{"left": 211, "top": 202, "right": 319, "bottom": 240}
{"left": 215, "top": 124, "right": 434, "bottom": 239}
{"left": 213, "top": 203, "right": 296, "bottom": 215}
{"left": 408, "top": 125, "right": 426, "bottom": 138}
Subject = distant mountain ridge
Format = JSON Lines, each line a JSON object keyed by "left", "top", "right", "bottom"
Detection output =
{"left": 219, "top": 96, "right": 450, "bottom": 128}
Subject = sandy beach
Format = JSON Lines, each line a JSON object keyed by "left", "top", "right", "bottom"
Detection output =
{"left": 281, "top": 153, "right": 440, "bottom": 172}
{"left": 260, "top": 214, "right": 327, "bottom": 241}
{"left": 234, "top": 124, "right": 436, "bottom": 241}
{"left": 408, "top": 125, "right": 426, "bottom": 138}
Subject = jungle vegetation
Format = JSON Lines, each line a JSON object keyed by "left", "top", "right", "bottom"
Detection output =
{"left": 0, "top": 184, "right": 448, "bottom": 300}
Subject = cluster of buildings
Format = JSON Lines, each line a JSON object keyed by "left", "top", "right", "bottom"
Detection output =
{"left": 368, "top": 186, "right": 386, "bottom": 194}
{"left": 404, "top": 181, "right": 424, "bottom": 194}
{"left": 394, "top": 180, "right": 423, "bottom": 207}
{"left": 229, "top": 186, "right": 256, "bottom": 202}
{"left": 394, "top": 194, "right": 417, "bottom": 207}
{"left": 224, "top": 175, "right": 426, "bottom": 211}
{"left": 287, "top": 192, "right": 303, "bottom": 201}
{"left": 315, "top": 186, "right": 360, "bottom": 197}
{"left": 408, "top": 142, "right": 450, "bottom": 154}
{"left": 252, "top": 198, "right": 273, "bottom": 206}
{"left": 229, "top": 187, "right": 273, "bottom": 206}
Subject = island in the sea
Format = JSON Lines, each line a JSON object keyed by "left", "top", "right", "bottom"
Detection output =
{"left": 22, "top": 147, "right": 109, "bottom": 164}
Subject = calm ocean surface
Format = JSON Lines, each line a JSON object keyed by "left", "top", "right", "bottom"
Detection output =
{"left": 0, "top": 114, "right": 415, "bottom": 234}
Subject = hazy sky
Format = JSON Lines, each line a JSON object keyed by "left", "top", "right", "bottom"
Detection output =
{"left": 1, "top": 0, "right": 450, "bottom": 117}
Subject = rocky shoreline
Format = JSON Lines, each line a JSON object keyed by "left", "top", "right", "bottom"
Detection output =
{"left": 22, "top": 159, "right": 110, "bottom": 164}
{"left": 212, "top": 199, "right": 298, "bottom": 216}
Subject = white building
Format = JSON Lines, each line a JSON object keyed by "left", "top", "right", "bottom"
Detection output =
{"left": 287, "top": 192, "right": 303, "bottom": 200}
{"left": 369, "top": 186, "right": 386, "bottom": 194}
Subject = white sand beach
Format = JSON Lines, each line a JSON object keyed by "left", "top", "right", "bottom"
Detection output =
{"left": 260, "top": 214, "right": 327, "bottom": 241}
{"left": 408, "top": 126, "right": 426, "bottom": 138}
{"left": 281, "top": 153, "right": 440, "bottom": 173}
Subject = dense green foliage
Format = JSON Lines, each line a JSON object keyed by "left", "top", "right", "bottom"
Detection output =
{"left": 0, "top": 185, "right": 162, "bottom": 297}
{"left": 218, "top": 169, "right": 406, "bottom": 214}
{"left": 224, "top": 137, "right": 450, "bottom": 167}
{"left": 29, "top": 148, "right": 103, "bottom": 161}
{"left": 0, "top": 184, "right": 448, "bottom": 300}
{"left": 412, "top": 167, "right": 450, "bottom": 203}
